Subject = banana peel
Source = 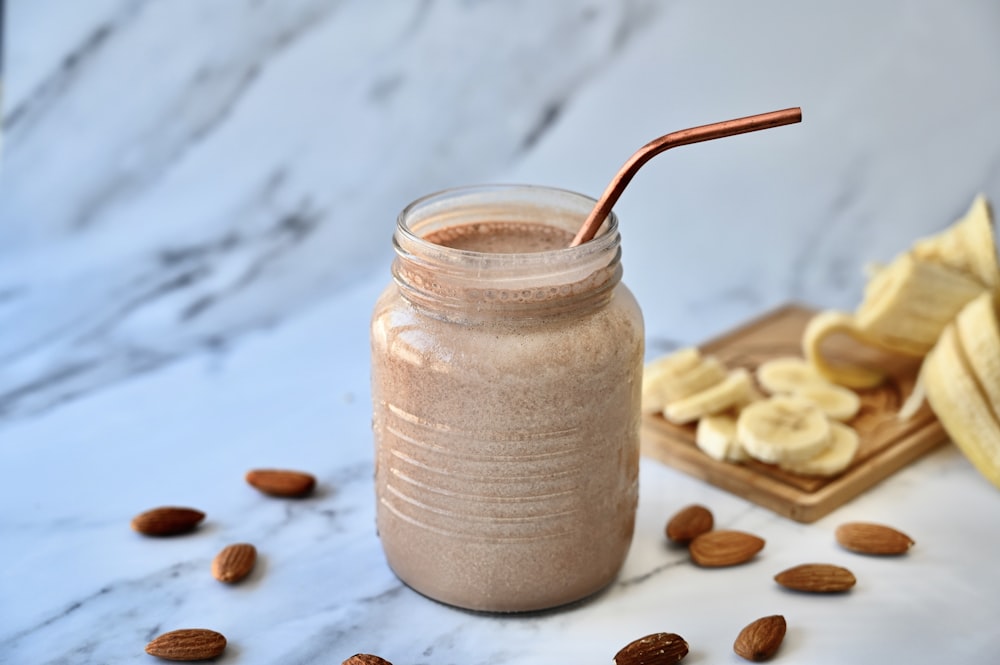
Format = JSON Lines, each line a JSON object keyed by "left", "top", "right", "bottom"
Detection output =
{"left": 804, "top": 194, "right": 1000, "bottom": 489}
{"left": 923, "top": 309, "right": 1000, "bottom": 490}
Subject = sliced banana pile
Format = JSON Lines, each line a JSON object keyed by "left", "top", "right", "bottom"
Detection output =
{"left": 643, "top": 351, "right": 863, "bottom": 476}
{"left": 802, "top": 194, "right": 1000, "bottom": 490}
{"left": 646, "top": 195, "right": 1000, "bottom": 487}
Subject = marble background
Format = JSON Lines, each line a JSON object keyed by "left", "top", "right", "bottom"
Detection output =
{"left": 3, "top": 1, "right": 1000, "bottom": 664}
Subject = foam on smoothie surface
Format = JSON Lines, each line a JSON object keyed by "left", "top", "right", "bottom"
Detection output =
{"left": 424, "top": 221, "right": 574, "bottom": 253}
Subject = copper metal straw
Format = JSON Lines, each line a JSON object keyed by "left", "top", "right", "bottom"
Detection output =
{"left": 569, "top": 107, "right": 802, "bottom": 247}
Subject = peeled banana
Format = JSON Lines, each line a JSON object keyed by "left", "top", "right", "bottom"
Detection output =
{"left": 804, "top": 194, "right": 997, "bottom": 390}
{"left": 855, "top": 254, "right": 984, "bottom": 356}
{"left": 801, "top": 194, "right": 1000, "bottom": 490}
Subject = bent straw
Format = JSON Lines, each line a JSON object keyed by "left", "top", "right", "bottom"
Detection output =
{"left": 570, "top": 107, "right": 802, "bottom": 247}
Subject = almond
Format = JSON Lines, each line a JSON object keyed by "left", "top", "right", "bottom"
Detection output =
{"left": 131, "top": 507, "right": 205, "bottom": 536}
{"left": 835, "top": 521, "right": 914, "bottom": 555}
{"left": 689, "top": 530, "right": 765, "bottom": 567}
{"left": 212, "top": 543, "right": 257, "bottom": 583}
{"left": 614, "top": 632, "right": 689, "bottom": 665}
{"left": 734, "top": 614, "right": 786, "bottom": 662}
{"left": 665, "top": 504, "right": 714, "bottom": 544}
{"left": 343, "top": 656, "right": 394, "bottom": 665}
{"left": 145, "top": 628, "right": 226, "bottom": 661}
{"left": 246, "top": 468, "right": 316, "bottom": 498}
{"left": 774, "top": 563, "right": 856, "bottom": 593}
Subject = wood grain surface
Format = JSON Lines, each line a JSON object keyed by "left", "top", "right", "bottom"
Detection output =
{"left": 641, "top": 304, "right": 948, "bottom": 523}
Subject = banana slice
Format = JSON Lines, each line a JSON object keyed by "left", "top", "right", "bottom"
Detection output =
{"left": 696, "top": 413, "right": 748, "bottom": 462}
{"left": 642, "top": 347, "right": 704, "bottom": 413}
{"left": 737, "top": 395, "right": 832, "bottom": 464}
{"left": 922, "top": 323, "right": 1000, "bottom": 489}
{"left": 661, "top": 355, "right": 728, "bottom": 404}
{"left": 779, "top": 421, "right": 860, "bottom": 476}
{"left": 664, "top": 368, "right": 753, "bottom": 425}
{"left": 756, "top": 357, "right": 827, "bottom": 394}
{"left": 643, "top": 349, "right": 729, "bottom": 413}
{"left": 795, "top": 383, "right": 861, "bottom": 422}
{"left": 855, "top": 253, "right": 984, "bottom": 356}
{"left": 912, "top": 194, "right": 1000, "bottom": 291}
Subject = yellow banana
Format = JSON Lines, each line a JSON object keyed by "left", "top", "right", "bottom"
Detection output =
{"left": 922, "top": 322, "right": 1000, "bottom": 489}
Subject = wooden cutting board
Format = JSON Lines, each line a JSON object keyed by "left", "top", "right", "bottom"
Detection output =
{"left": 641, "top": 303, "right": 948, "bottom": 523}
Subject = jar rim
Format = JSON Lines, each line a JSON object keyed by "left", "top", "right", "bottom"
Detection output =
{"left": 396, "top": 183, "right": 619, "bottom": 264}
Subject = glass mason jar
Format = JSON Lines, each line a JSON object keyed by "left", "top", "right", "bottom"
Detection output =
{"left": 370, "top": 185, "right": 644, "bottom": 612}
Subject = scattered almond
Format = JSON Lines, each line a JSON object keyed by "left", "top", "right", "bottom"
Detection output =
{"left": 665, "top": 504, "right": 714, "bottom": 544}
{"left": 774, "top": 563, "right": 856, "bottom": 593}
{"left": 131, "top": 507, "right": 205, "bottom": 536}
{"left": 246, "top": 468, "right": 316, "bottom": 498}
{"left": 212, "top": 543, "right": 257, "bottom": 583}
{"left": 343, "top": 656, "right": 394, "bottom": 665}
{"left": 145, "top": 628, "right": 226, "bottom": 661}
{"left": 733, "top": 615, "right": 786, "bottom": 662}
{"left": 614, "top": 632, "right": 689, "bottom": 665}
{"left": 835, "top": 521, "right": 914, "bottom": 555}
{"left": 689, "top": 530, "right": 765, "bottom": 567}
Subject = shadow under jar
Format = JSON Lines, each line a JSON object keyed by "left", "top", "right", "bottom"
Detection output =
{"left": 370, "top": 185, "right": 644, "bottom": 612}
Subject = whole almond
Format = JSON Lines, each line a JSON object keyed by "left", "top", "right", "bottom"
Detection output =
{"left": 665, "top": 504, "right": 714, "bottom": 544}
{"left": 774, "top": 563, "right": 856, "bottom": 593}
{"left": 343, "top": 656, "right": 394, "bottom": 665}
{"left": 212, "top": 543, "right": 257, "bottom": 583}
{"left": 614, "top": 632, "right": 689, "bottom": 665}
{"left": 246, "top": 468, "right": 316, "bottom": 498}
{"left": 131, "top": 507, "right": 205, "bottom": 536}
{"left": 689, "top": 530, "right": 765, "bottom": 567}
{"left": 835, "top": 521, "right": 914, "bottom": 555}
{"left": 145, "top": 628, "right": 226, "bottom": 661}
{"left": 734, "top": 615, "right": 786, "bottom": 662}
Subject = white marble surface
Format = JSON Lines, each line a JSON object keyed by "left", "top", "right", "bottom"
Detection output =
{"left": 3, "top": 1, "right": 1000, "bottom": 663}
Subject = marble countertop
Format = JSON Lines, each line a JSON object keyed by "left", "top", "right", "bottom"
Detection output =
{"left": 3, "top": 2, "right": 1000, "bottom": 663}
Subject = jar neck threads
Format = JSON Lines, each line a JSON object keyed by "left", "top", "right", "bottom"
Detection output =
{"left": 391, "top": 185, "right": 622, "bottom": 322}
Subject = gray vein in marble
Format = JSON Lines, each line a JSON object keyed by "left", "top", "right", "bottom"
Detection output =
{"left": 0, "top": 175, "right": 323, "bottom": 422}
{"left": 615, "top": 557, "right": 687, "bottom": 588}
{"left": 0, "top": 0, "right": 665, "bottom": 430}
{"left": 89, "top": 3, "right": 339, "bottom": 231}
{"left": 2, "top": 0, "right": 149, "bottom": 134}
{"left": 1, "top": 561, "right": 199, "bottom": 665}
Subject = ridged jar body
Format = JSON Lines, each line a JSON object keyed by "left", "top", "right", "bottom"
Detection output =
{"left": 370, "top": 185, "right": 643, "bottom": 612}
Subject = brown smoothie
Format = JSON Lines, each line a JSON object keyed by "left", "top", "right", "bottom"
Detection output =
{"left": 424, "top": 221, "right": 574, "bottom": 253}
{"left": 371, "top": 197, "right": 643, "bottom": 612}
